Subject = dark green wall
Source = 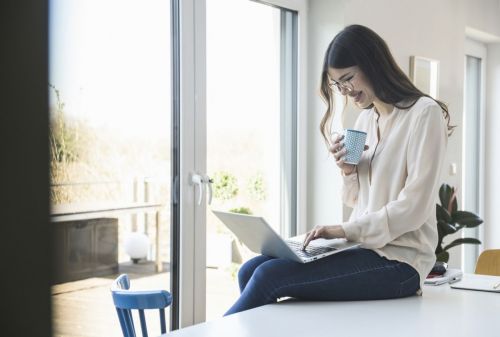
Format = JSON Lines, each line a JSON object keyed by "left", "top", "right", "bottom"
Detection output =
{"left": 0, "top": 1, "right": 52, "bottom": 336}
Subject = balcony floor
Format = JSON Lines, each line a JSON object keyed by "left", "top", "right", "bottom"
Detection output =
{"left": 52, "top": 261, "right": 239, "bottom": 337}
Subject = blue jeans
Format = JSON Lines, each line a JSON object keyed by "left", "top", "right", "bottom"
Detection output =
{"left": 224, "top": 248, "right": 420, "bottom": 316}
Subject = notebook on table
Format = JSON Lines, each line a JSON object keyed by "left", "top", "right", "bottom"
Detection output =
{"left": 424, "top": 268, "right": 463, "bottom": 285}
{"left": 212, "top": 210, "right": 360, "bottom": 263}
{"left": 450, "top": 273, "right": 500, "bottom": 293}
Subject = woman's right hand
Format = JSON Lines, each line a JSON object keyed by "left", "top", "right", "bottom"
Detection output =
{"left": 329, "top": 133, "right": 368, "bottom": 175}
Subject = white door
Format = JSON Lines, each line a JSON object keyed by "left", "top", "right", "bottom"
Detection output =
{"left": 179, "top": 0, "right": 308, "bottom": 325}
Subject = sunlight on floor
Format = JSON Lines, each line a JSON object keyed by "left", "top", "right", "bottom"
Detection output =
{"left": 52, "top": 267, "right": 239, "bottom": 337}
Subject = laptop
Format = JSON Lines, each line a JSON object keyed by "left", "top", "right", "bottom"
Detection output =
{"left": 212, "top": 210, "right": 360, "bottom": 263}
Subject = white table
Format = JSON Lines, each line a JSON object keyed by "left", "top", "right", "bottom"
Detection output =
{"left": 164, "top": 276, "right": 500, "bottom": 337}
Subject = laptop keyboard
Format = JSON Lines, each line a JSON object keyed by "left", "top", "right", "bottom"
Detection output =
{"left": 286, "top": 240, "right": 336, "bottom": 258}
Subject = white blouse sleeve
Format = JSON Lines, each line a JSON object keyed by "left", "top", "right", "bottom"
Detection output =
{"left": 340, "top": 112, "right": 365, "bottom": 208}
{"left": 341, "top": 170, "right": 359, "bottom": 208}
{"left": 341, "top": 104, "right": 447, "bottom": 248}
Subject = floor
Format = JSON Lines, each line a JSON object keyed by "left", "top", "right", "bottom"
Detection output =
{"left": 52, "top": 261, "right": 239, "bottom": 337}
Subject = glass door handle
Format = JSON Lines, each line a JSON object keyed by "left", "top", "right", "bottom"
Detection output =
{"left": 191, "top": 174, "right": 213, "bottom": 205}
{"left": 203, "top": 175, "right": 213, "bottom": 205}
{"left": 191, "top": 174, "right": 204, "bottom": 205}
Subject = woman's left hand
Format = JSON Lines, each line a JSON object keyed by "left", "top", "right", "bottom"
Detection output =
{"left": 302, "top": 225, "right": 346, "bottom": 250}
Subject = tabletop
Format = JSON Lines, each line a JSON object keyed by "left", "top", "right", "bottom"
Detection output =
{"left": 163, "top": 275, "right": 500, "bottom": 337}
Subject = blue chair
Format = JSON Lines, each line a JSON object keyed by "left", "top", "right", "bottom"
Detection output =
{"left": 111, "top": 274, "right": 172, "bottom": 337}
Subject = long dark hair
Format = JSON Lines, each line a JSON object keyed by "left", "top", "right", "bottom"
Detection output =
{"left": 319, "top": 24, "right": 454, "bottom": 145}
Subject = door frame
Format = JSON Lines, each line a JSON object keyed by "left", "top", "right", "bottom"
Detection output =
{"left": 462, "top": 38, "right": 486, "bottom": 272}
{"left": 177, "top": 0, "right": 207, "bottom": 328}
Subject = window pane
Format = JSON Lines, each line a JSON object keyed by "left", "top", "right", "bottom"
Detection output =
{"left": 49, "top": 1, "right": 172, "bottom": 335}
{"left": 206, "top": 0, "right": 294, "bottom": 320}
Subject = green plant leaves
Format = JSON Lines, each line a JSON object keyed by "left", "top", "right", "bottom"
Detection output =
{"left": 443, "top": 238, "right": 481, "bottom": 251}
{"left": 212, "top": 171, "right": 239, "bottom": 201}
{"left": 436, "top": 204, "right": 453, "bottom": 223}
{"left": 436, "top": 250, "right": 449, "bottom": 263}
{"left": 247, "top": 172, "right": 267, "bottom": 201}
{"left": 435, "top": 183, "right": 483, "bottom": 264}
{"left": 439, "top": 183, "right": 457, "bottom": 213}
{"left": 229, "top": 207, "right": 252, "bottom": 215}
{"left": 452, "top": 211, "right": 483, "bottom": 228}
{"left": 437, "top": 220, "right": 458, "bottom": 235}
{"left": 439, "top": 184, "right": 450, "bottom": 210}
{"left": 449, "top": 190, "right": 457, "bottom": 213}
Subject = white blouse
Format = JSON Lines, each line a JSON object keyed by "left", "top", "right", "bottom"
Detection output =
{"left": 341, "top": 96, "right": 448, "bottom": 291}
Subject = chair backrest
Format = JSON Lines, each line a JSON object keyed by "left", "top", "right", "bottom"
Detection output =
{"left": 475, "top": 249, "right": 500, "bottom": 276}
{"left": 111, "top": 274, "right": 172, "bottom": 337}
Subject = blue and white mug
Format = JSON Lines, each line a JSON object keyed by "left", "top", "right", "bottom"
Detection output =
{"left": 343, "top": 128, "right": 367, "bottom": 165}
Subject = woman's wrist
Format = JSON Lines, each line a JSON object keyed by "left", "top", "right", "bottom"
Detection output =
{"left": 337, "top": 225, "right": 346, "bottom": 238}
{"left": 328, "top": 225, "right": 346, "bottom": 239}
{"left": 342, "top": 165, "right": 356, "bottom": 176}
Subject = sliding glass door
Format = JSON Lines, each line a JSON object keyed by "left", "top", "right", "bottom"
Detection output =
{"left": 49, "top": 0, "right": 177, "bottom": 334}
{"left": 50, "top": 0, "right": 306, "bottom": 332}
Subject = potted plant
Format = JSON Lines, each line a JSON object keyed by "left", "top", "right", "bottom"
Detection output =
{"left": 435, "top": 183, "right": 483, "bottom": 263}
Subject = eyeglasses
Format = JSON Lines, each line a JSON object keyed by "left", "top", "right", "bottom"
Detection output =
{"left": 328, "top": 73, "right": 356, "bottom": 94}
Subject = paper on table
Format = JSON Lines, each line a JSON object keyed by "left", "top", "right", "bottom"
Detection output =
{"left": 451, "top": 274, "right": 500, "bottom": 293}
{"left": 424, "top": 268, "right": 463, "bottom": 286}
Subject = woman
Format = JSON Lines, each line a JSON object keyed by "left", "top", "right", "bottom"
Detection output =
{"left": 224, "top": 24, "right": 453, "bottom": 316}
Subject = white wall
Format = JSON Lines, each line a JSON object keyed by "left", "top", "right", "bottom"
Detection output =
{"left": 465, "top": 0, "right": 500, "bottom": 38}
{"left": 306, "top": 1, "right": 346, "bottom": 228}
{"left": 306, "top": 0, "right": 500, "bottom": 268}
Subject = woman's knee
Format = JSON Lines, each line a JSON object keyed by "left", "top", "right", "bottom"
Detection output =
{"left": 251, "top": 258, "right": 292, "bottom": 284}
{"left": 397, "top": 264, "right": 420, "bottom": 297}
{"left": 237, "top": 261, "right": 254, "bottom": 288}
{"left": 238, "top": 255, "right": 272, "bottom": 290}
